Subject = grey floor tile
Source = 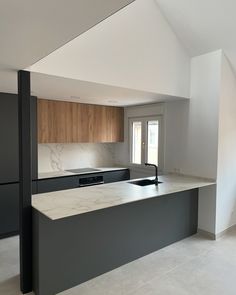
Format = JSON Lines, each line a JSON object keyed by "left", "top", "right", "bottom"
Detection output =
{"left": 1, "top": 230, "right": 236, "bottom": 295}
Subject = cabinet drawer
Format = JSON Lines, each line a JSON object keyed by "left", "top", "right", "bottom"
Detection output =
{"left": 103, "top": 170, "right": 130, "bottom": 183}
{"left": 37, "top": 176, "right": 78, "bottom": 194}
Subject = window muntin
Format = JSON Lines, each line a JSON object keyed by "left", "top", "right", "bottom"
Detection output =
{"left": 147, "top": 120, "right": 159, "bottom": 165}
{"left": 132, "top": 121, "right": 142, "bottom": 164}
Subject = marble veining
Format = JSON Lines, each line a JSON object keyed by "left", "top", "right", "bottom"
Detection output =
{"left": 49, "top": 144, "right": 64, "bottom": 171}
{"left": 38, "top": 143, "right": 116, "bottom": 173}
{"left": 32, "top": 174, "right": 215, "bottom": 221}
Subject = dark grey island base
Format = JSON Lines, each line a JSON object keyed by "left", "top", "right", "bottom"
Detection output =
{"left": 33, "top": 188, "right": 198, "bottom": 295}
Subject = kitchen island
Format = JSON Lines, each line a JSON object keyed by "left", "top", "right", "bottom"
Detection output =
{"left": 32, "top": 174, "right": 215, "bottom": 295}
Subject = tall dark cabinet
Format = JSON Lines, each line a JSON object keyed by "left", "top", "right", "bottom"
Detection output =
{"left": 0, "top": 93, "right": 37, "bottom": 238}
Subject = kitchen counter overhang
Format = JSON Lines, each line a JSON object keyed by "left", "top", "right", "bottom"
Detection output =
{"left": 32, "top": 174, "right": 215, "bottom": 220}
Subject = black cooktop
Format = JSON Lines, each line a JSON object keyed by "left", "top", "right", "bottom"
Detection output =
{"left": 66, "top": 168, "right": 101, "bottom": 174}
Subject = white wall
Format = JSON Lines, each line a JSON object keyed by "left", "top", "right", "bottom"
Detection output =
{"left": 38, "top": 143, "right": 116, "bottom": 173}
{"left": 215, "top": 55, "right": 236, "bottom": 234}
{"left": 29, "top": 0, "right": 190, "bottom": 98}
{"left": 164, "top": 100, "right": 189, "bottom": 174}
{"left": 165, "top": 50, "right": 222, "bottom": 179}
{"left": 165, "top": 51, "right": 222, "bottom": 234}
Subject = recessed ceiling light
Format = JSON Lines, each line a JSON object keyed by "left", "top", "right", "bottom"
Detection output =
{"left": 70, "top": 96, "right": 80, "bottom": 99}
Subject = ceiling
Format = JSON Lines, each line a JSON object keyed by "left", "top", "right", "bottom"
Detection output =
{"left": 0, "top": 0, "right": 135, "bottom": 93}
{"left": 155, "top": 0, "right": 236, "bottom": 72}
{"left": 2, "top": 0, "right": 236, "bottom": 106}
{"left": 28, "top": 0, "right": 190, "bottom": 104}
{"left": 31, "top": 72, "right": 187, "bottom": 107}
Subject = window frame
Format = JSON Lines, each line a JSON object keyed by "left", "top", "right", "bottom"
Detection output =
{"left": 129, "top": 115, "right": 164, "bottom": 170}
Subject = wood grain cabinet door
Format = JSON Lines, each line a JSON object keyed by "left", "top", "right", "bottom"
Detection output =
{"left": 38, "top": 99, "right": 56, "bottom": 143}
{"left": 91, "top": 105, "right": 107, "bottom": 142}
{"left": 38, "top": 99, "right": 124, "bottom": 143}
{"left": 105, "top": 106, "right": 124, "bottom": 142}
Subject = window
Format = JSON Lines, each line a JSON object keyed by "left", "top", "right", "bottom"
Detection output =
{"left": 130, "top": 116, "right": 162, "bottom": 167}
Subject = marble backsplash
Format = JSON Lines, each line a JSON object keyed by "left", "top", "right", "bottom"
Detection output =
{"left": 38, "top": 143, "right": 116, "bottom": 173}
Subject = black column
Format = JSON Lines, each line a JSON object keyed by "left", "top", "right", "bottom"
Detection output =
{"left": 18, "top": 70, "right": 32, "bottom": 293}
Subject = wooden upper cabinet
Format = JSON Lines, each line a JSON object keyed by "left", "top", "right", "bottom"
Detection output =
{"left": 38, "top": 99, "right": 124, "bottom": 143}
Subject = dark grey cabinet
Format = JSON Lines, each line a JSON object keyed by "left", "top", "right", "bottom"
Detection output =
{"left": 0, "top": 183, "right": 19, "bottom": 237}
{"left": 0, "top": 93, "right": 38, "bottom": 238}
{"left": 37, "top": 176, "right": 79, "bottom": 194}
{"left": 36, "top": 169, "right": 130, "bottom": 194}
{"left": 32, "top": 181, "right": 38, "bottom": 195}
{"left": 0, "top": 93, "right": 19, "bottom": 184}
{"left": 103, "top": 170, "right": 130, "bottom": 183}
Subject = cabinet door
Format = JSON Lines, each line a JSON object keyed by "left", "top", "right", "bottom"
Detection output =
{"left": 106, "top": 106, "right": 124, "bottom": 142}
{"left": 91, "top": 105, "right": 124, "bottom": 143}
{"left": 89, "top": 105, "right": 108, "bottom": 142}
{"left": 38, "top": 99, "right": 55, "bottom": 143}
{"left": 37, "top": 176, "right": 79, "bottom": 194}
{"left": 76, "top": 103, "right": 90, "bottom": 142}
{"left": 0, "top": 93, "right": 19, "bottom": 184}
{"left": 0, "top": 183, "right": 19, "bottom": 237}
{"left": 103, "top": 170, "right": 130, "bottom": 183}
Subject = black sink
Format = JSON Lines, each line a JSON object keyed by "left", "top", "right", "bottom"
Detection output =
{"left": 129, "top": 179, "right": 162, "bottom": 186}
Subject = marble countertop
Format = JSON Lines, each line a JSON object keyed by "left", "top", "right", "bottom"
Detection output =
{"left": 38, "top": 167, "right": 128, "bottom": 179}
{"left": 32, "top": 174, "right": 215, "bottom": 221}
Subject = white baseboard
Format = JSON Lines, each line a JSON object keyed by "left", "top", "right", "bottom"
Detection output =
{"left": 197, "top": 229, "right": 216, "bottom": 240}
{"left": 198, "top": 224, "right": 236, "bottom": 240}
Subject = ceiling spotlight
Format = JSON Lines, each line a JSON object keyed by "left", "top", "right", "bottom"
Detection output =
{"left": 70, "top": 96, "right": 80, "bottom": 99}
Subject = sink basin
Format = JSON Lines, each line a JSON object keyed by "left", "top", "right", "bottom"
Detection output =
{"left": 129, "top": 179, "right": 162, "bottom": 186}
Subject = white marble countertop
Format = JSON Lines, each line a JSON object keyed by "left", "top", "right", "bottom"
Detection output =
{"left": 32, "top": 174, "right": 215, "bottom": 221}
{"left": 38, "top": 167, "right": 128, "bottom": 179}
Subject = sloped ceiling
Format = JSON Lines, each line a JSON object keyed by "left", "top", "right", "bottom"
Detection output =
{"left": 0, "top": 0, "right": 135, "bottom": 93}
{"left": 156, "top": 0, "right": 236, "bottom": 72}
{"left": 28, "top": 0, "right": 190, "bottom": 100}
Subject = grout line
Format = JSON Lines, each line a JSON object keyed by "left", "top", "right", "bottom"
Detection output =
{"left": 126, "top": 239, "right": 216, "bottom": 295}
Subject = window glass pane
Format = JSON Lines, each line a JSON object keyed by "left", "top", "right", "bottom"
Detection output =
{"left": 132, "top": 121, "right": 142, "bottom": 164}
{"left": 147, "top": 120, "right": 159, "bottom": 165}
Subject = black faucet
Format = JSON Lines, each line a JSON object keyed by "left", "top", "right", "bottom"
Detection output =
{"left": 145, "top": 163, "right": 159, "bottom": 185}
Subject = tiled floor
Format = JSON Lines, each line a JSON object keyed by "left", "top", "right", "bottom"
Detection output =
{"left": 0, "top": 229, "right": 236, "bottom": 295}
